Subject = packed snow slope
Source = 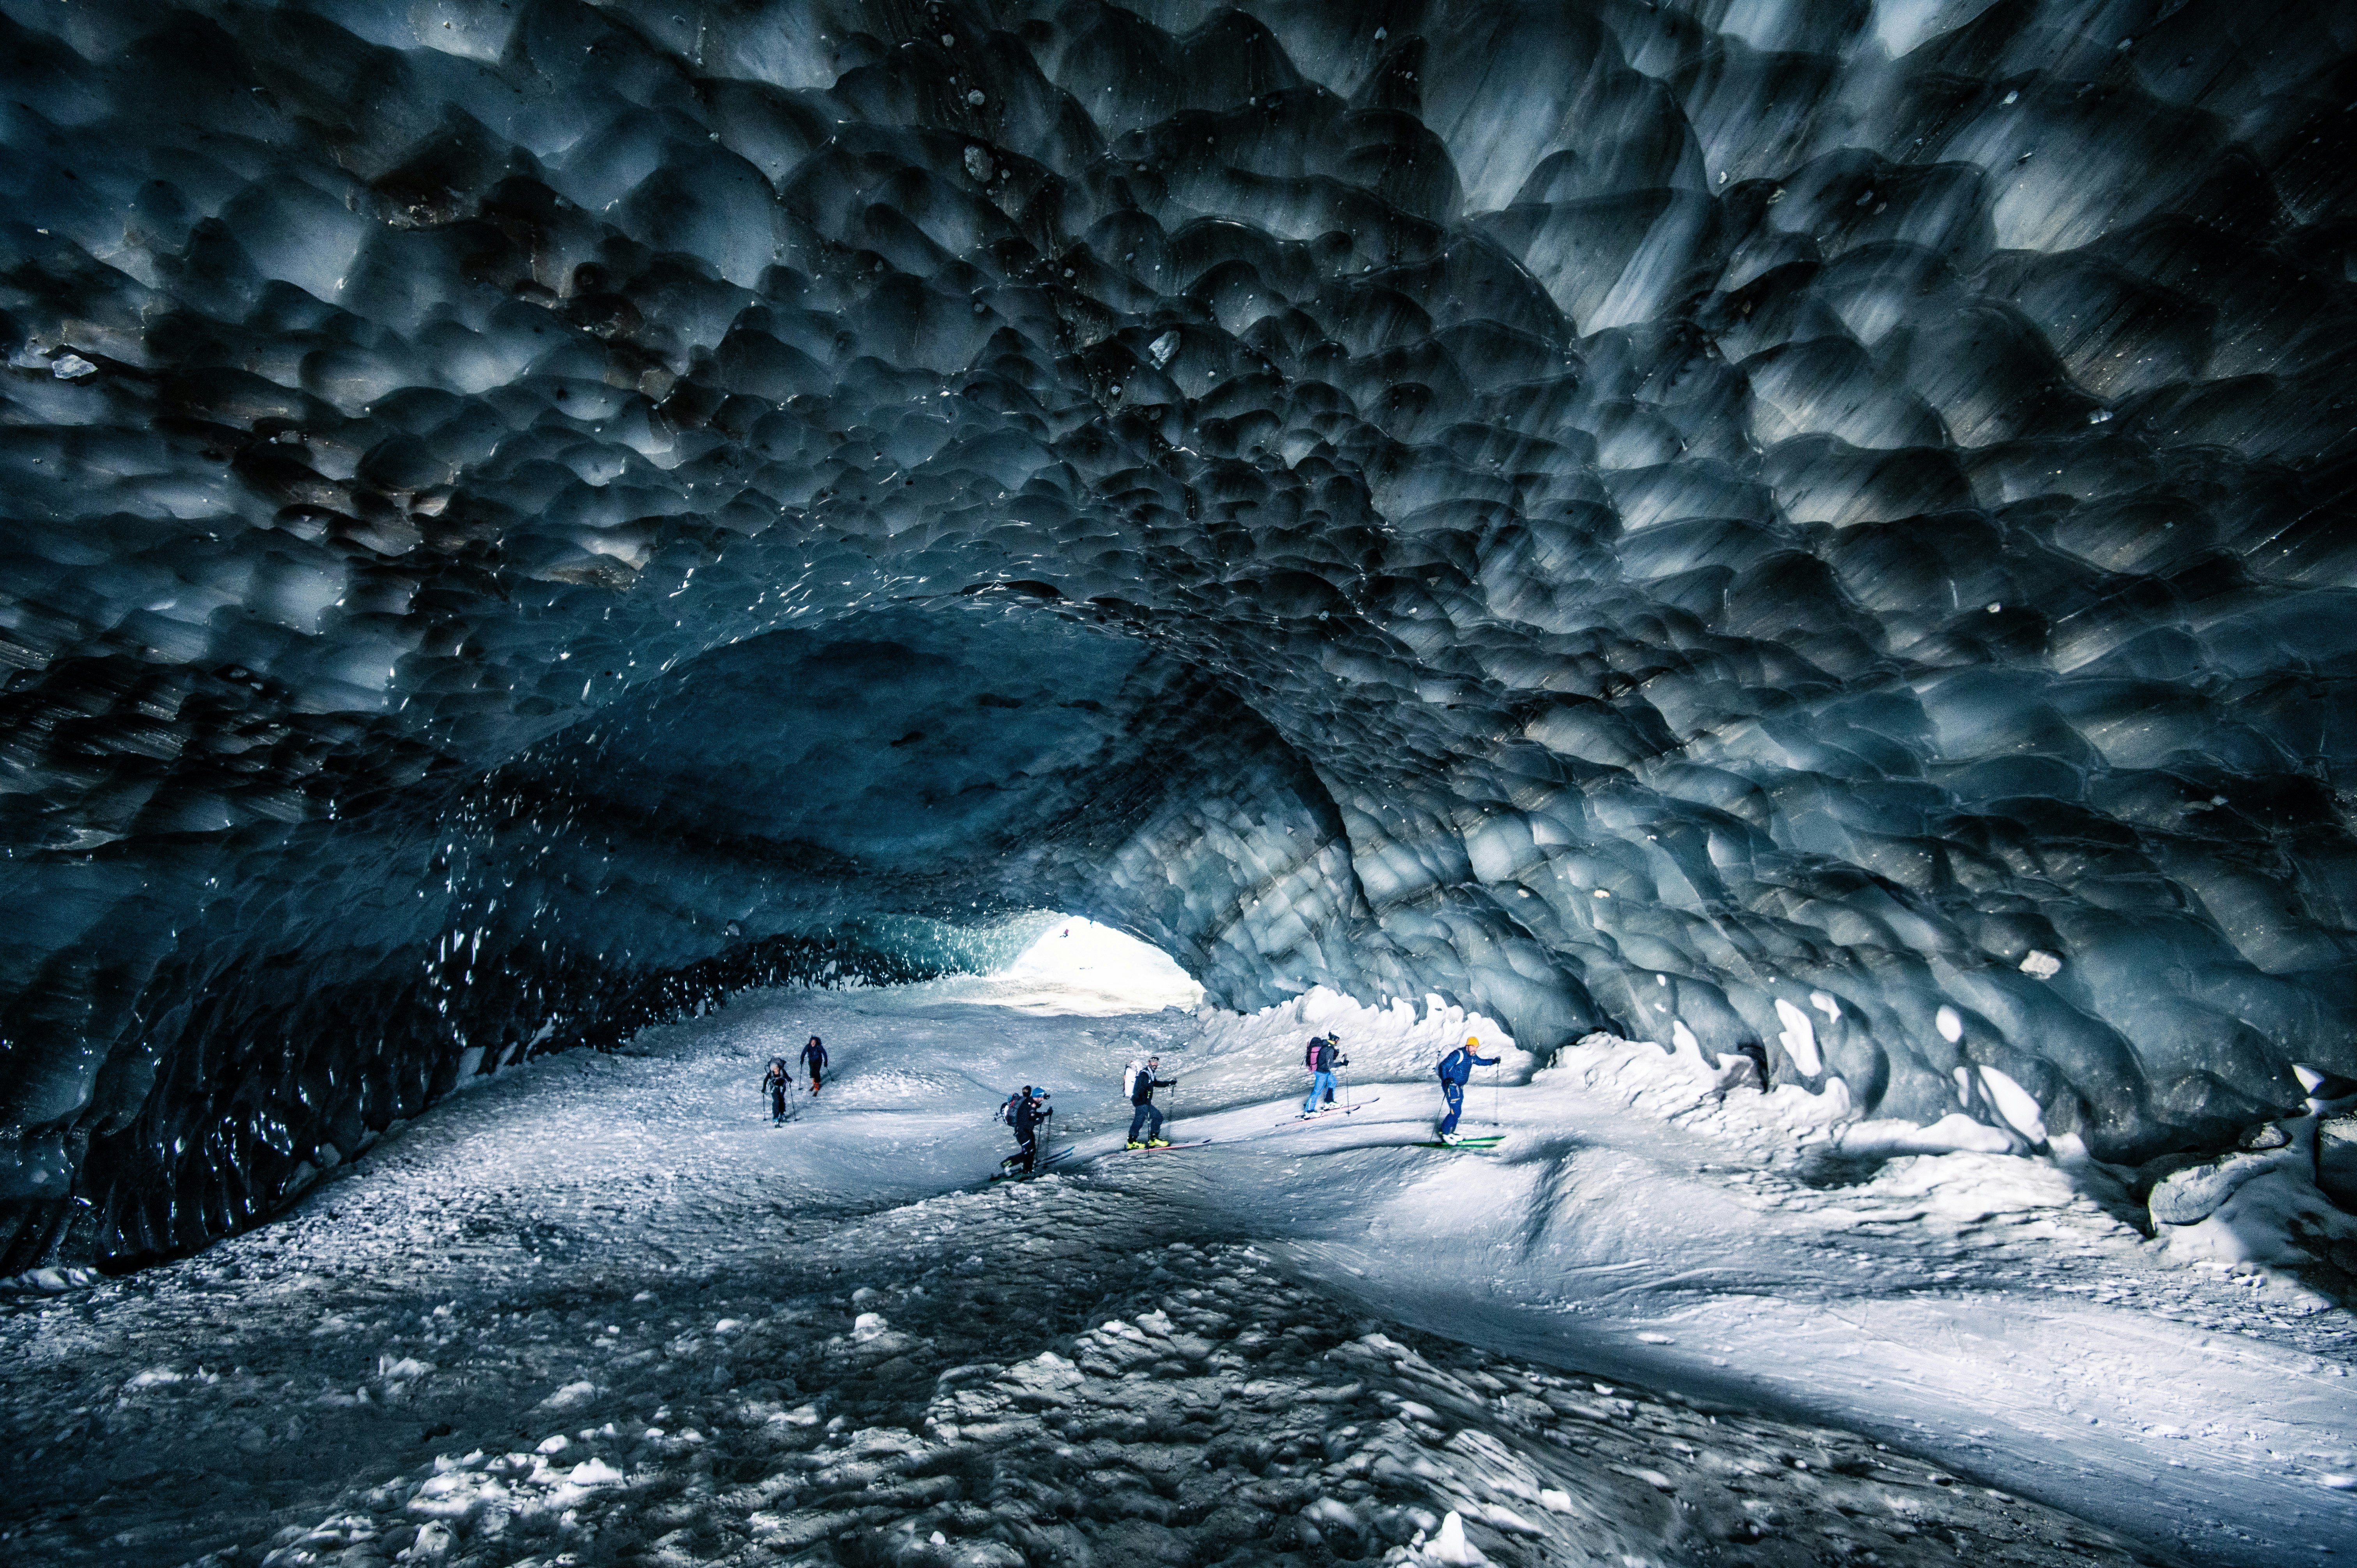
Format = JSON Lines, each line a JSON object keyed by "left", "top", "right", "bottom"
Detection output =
{"left": 10, "top": 958, "right": 2354, "bottom": 1568}
{"left": 5, "top": 0, "right": 2357, "bottom": 1277}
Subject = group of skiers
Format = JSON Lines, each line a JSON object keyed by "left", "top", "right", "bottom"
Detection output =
{"left": 760, "top": 1036, "right": 827, "bottom": 1124}
{"left": 994, "top": 1031, "right": 1504, "bottom": 1172}
{"left": 756, "top": 1024, "right": 1502, "bottom": 1167}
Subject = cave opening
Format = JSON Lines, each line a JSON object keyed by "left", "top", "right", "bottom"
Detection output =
{"left": 982, "top": 916, "right": 1205, "bottom": 1014}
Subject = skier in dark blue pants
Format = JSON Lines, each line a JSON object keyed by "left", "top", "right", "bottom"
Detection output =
{"left": 1008, "top": 1086, "right": 1050, "bottom": 1172}
{"left": 1126, "top": 1056, "right": 1176, "bottom": 1148}
{"left": 1436, "top": 1037, "right": 1499, "bottom": 1137}
{"left": 762, "top": 1056, "right": 791, "bottom": 1124}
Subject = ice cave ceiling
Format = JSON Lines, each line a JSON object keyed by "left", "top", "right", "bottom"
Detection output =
{"left": 2, "top": 0, "right": 2355, "bottom": 1268}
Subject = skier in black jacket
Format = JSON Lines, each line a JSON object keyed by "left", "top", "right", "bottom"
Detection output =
{"left": 1009, "top": 1086, "right": 1051, "bottom": 1172}
{"left": 1126, "top": 1056, "right": 1177, "bottom": 1148}
{"left": 762, "top": 1056, "right": 791, "bottom": 1124}
{"left": 1300, "top": 1033, "right": 1346, "bottom": 1116}
{"left": 800, "top": 1035, "right": 827, "bottom": 1095}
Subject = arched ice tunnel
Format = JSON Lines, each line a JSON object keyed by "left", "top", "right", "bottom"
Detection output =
{"left": 2, "top": 0, "right": 2355, "bottom": 1271}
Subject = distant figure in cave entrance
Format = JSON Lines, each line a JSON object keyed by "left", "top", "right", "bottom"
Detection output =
{"left": 801, "top": 1035, "right": 827, "bottom": 1095}
{"left": 762, "top": 1056, "right": 792, "bottom": 1125}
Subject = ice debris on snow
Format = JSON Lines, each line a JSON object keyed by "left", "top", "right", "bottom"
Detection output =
{"left": 2139, "top": 1073, "right": 2357, "bottom": 1293}
{"left": 1422, "top": 1510, "right": 1484, "bottom": 1563}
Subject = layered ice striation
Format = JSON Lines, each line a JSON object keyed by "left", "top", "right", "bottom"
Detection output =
{"left": 2, "top": 0, "right": 2355, "bottom": 1266}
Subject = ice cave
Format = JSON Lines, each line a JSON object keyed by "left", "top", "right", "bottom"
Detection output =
{"left": 2, "top": 1, "right": 2355, "bottom": 1564}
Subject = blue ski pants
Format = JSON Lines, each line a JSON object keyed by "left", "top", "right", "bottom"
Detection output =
{"left": 1302, "top": 1071, "right": 1335, "bottom": 1113}
{"left": 1128, "top": 1103, "right": 1163, "bottom": 1142}
{"left": 1440, "top": 1081, "right": 1465, "bottom": 1134}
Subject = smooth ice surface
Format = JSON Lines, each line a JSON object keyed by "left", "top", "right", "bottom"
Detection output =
{"left": 5, "top": 974, "right": 2351, "bottom": 1566}
{"left": 3, "top": 0, "right": 2357, "bottom": 1283}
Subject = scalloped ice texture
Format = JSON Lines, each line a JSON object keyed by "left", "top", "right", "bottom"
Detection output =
{"left": 0, "top": 0, "right": 2353, "bottom": 1269}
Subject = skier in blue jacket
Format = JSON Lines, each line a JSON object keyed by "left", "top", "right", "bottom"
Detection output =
{"left": 1436, "top": 1037, "right": 1498, "bottom": 1137}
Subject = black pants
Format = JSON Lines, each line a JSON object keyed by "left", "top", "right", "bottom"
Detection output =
{"left": 1014, "top": 1130, "right": 1037, "bottom": 1172}
{"left": 770, "top": 1084, "right": 786, "bottom": 1121}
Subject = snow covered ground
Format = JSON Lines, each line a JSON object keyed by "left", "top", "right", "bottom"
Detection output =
{"left": 4, "top": 924, "right": 2353, "bottom": 1566}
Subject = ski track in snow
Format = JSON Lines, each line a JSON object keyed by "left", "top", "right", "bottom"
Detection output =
{"left": 4, "top": 952, "right": 2354, "bottom": 1566}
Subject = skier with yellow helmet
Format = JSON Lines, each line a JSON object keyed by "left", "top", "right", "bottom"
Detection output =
{"left": 1435, "top": 1035, "right": 1498, "bottom": 1140}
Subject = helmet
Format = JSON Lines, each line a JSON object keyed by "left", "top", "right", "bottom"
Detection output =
{"left": 1465, "top": 1035, "right": 1479, "bottom": 1046}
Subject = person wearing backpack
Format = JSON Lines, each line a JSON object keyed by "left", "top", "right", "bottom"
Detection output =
{"left": 800, "top": 1035, "right": 828, "bottom": 1095}
{"left": 1005, "top": 1085, "right": 1051, "bottom": 1172}
{"left": 1302, "top": 1031, "right": 1343, "bottom": 1106}
{"left": 762, "top": 1056, "right": 792, "bottom": 1125}
{"left": 1126, "top": 1055, "right": 1177, "bottom": 1148}
{"left": 1300, "top": 1033, "right": 1346, "bottom": 1116}
{"left": 1436, "top": 1036, "right": 1499, "bottom": 1137}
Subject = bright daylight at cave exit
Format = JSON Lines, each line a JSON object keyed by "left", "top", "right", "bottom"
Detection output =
{"left": 2, "top": 2, "right": 2355, "bottom": 1565}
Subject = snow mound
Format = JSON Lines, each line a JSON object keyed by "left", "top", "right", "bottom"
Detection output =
{"left": 2152, "top": 1113, "right": 2357, "bottom": 1279}
{"left": 1555, "top": 1030, "right": 1853, "bottom": 1148}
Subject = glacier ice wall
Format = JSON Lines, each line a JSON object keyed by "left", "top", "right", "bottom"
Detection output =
{"left": 2, "top": 0, "right": 2355, "bottom": 1266}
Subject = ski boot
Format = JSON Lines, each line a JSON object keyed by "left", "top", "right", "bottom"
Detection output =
{"left": 1146, "top": 1137, "right": 1170, "bottom": 1148}
{"left": 1125, "top": 1139, "right": 1146, "bottom": 1150}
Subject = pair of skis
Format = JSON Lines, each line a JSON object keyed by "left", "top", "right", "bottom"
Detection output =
{"left": 991, "top": 1144, "right": 1076, "bottom": 1181}
{"left": 1279, "top": 1095, "right": 1380, "bottom": 1127}
{"left": 992, "top": 1095, "right": 1502, "bottom": 1177}
{"left": 1281, "top": 1093, "right": 1506, "bottom": 1151}
{"left": 1413, "top": 1131, "right": 1505, "bottom": 1151}
{"left": 1276, "top": 1096, "right": 1507, "bottom": 1149}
